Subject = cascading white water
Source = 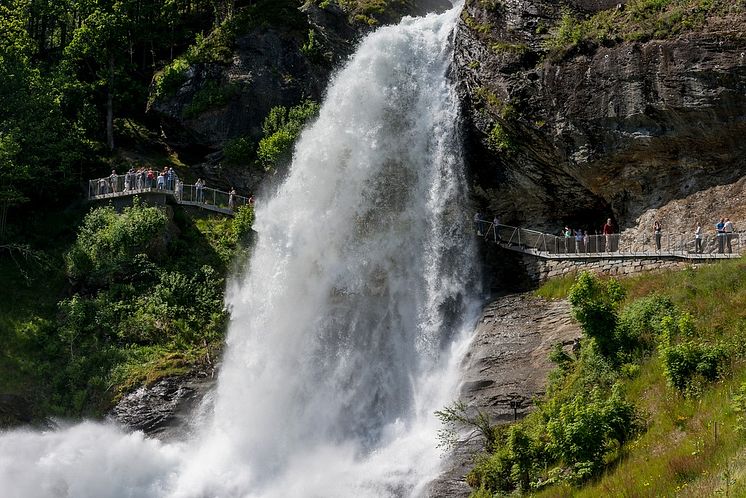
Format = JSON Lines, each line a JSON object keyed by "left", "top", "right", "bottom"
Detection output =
{"left": 0, "top": 3, "right": 479, "bottom": 497}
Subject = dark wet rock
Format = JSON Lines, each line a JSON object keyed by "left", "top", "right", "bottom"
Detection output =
{"left": 427, "top": 293, "right": 581, "bottom": 498}
{"left": 108, "top": 370, "right": 216, "bottom": 441}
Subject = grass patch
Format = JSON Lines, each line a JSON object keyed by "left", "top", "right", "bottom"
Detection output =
{"left": 535, "top": 272, "right": 577, "bottom": 300}
{"left": 544, "top": 0, "right": 745, "bottom": 57}
{"left": 108, "top": 344, "right": 215, "bottom": 400}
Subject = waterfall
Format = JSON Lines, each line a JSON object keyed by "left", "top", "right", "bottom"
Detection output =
{"left": 0, "top": 3, "right": 479, "bottom": 497}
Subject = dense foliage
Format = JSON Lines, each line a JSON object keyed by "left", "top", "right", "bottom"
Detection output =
{"left": 0, "top": 0, "right": 225, "bottom": 238}
{"left": 257, "top": 99, "right": 320, "bottom": 171}
{"left": 0, "top": 201, "right": 253, "bottom": 417}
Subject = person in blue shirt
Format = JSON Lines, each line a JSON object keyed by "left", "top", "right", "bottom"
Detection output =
{"left": 716, "top": 218, "right": 725, "bottom": 253}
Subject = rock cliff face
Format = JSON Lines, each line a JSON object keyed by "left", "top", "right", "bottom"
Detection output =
{"left": 149, "top": 4, "right": 348, "bottom": 192}
{"left": 428, "top": 293, "right": 581, "bottom": 497}
{"left": 455, "top": 0, "right": 746, "bottom": 234}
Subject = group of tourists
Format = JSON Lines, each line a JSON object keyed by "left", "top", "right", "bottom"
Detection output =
{"left": 95, "top": 168, "right": 255, "bottom": 212}
{"left": 98, "top": 167, "right": 183, "bottom": 197}
{"left": 560, "top": 218, "right": 617, "bottom": 253}
{"left": 561, "top": 217, "right": 740, "bottom": 254}
{"left": 649, "top": 218, "right": 737, "bottom": 254}
{"left": 475, "top": 210, "right": 740, "bottom": 255}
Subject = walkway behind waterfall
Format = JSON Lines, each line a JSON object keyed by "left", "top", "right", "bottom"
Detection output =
{"left": 481, "top": 222, "right": 744, "bottom": 260}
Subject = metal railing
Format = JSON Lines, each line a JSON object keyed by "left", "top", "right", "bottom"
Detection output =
{"left": 88, "top": 174, "right": 250, "bottom": 212}
{"left": 476, "top": 221, "right": 744, "bottom": 258}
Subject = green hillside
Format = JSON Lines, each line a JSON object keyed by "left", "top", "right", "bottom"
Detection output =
{"left": 463, "top": 259, "right": 746, "bottom": 497}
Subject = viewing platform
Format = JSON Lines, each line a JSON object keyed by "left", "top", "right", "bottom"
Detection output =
{"left": 478, "top": 222, "right": 744, "bottom": 261}
{"left": 477, "top": 222, "right": 743, "bottom": 283}
{"left": 88, "top": 174, "right": 251, "bottom": 216}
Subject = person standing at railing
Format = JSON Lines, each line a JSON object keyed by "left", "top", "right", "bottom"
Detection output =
{"left": 474, "top": 212, "right": 483, "bottom": 236}
{"left": 146, "top": 168, "right": 155, "bottom": 188}
{"left": 156, "top": 171, "right": 165, "bottom": 190}
{"left": 724, "top": 217, "right": 735, "bottom": 254}
{"left": 716, "top": 218, "right": 725, "bottom": 253}
{"left": 109, "top": 170, "right": 118, "bottom": 193}
{"left": 98, "top": 177, "right": 109, "bottom": 195}
{"left": 602, "top": 218, "right": 614, "bottom": 252}
{"left": 196, "top": 178, "right": 205, "bottom": 203}
{"left": 493, "top": 215, "right": 501, "bottom": 242}
{"left": 583, "top": 230, "right": 590, "bottom": 253}
{"left": 175, "top": 179, "right": 183, "bottom": 201}
{"left": 166, "top": 168, "right": 175, "bottom": 190}
{"left": 228, "top": 187, "right": 236, "bottom": 209}
{"left": 654, "top": 220, "right": 662, "bottom": 252}
{"left": 128, "top": 168, "right": 136, "bottom": 191}
{"left": 694, "top": 222, "right": 703, "bottom": 253}
{"left": 575, "top": 229, "right": 584, "bottom": 253}
{"left": 563, "top": 226, "right": 572, "bottom": 253}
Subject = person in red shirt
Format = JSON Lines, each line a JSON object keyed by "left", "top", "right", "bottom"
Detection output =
{"left": 602, "top": 218, "right": 614, "bottom": 252}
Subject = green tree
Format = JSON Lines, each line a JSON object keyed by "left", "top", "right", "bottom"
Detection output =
{"left": 62, "top": 7, "right": 130, "bottom": 150}
{"left": 0, "top": 133, "right": 28, "bottom": 240}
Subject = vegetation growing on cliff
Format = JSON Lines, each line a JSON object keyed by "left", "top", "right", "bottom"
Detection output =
{"left": 460, "top": 260, "right": 746, "bottom": 496}
{"left": 545, "top": 0, "right": 746, "bottom": 56}
{"left": 258, "top": 100, "right": 321, "bottom": 171}
{"left": 317, "top": 0, "right": 418, "bottom": 26}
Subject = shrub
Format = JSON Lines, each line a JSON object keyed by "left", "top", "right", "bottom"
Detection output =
{"left": 257, "top": 99, "right": 319, "bottom": 171}
{"left": 65, "top": 201, "right": 169, "bottom": 286}
{"left": 232, "top": 205, "right": 255, "bottom": 242}
{"left": 436, "top": 401, "right": 497, "bottom": 453}
{"left": 223, "top": 135, "right": 254, "bottom": 165}
{"left": 544, "top": 11, "right": 585, "bottom": 51}
{"left": 615, "top": 294, "right": 676, "bottom": 356}
{"left": 487, "top": 122, "right": 512, "bottom": 152}
{"left": 300, "top": 29, "right": 323, "bottom": 62}
{"left": 732, "top": 381, "right": 746, "bottom": 433}
{"left": 548, "top": 342, "right": 574, "bottom": 371}
{"left": 568, "top": 271, "right": 626, "bottom": 357}
{"left": 659, "top": 339, "right": 728, "bottom": 394}
{"left": 153, "top": 57, "right": 190, "bottom": 99}
{"left": 467, "top": 425, "right": 537, "bottom": 493}
{"left": 543, "top": 384, "right": 637, "bottom": 474}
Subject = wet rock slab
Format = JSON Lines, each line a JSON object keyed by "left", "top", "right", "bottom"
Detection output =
{"left": 108, "top": 370, "right": 216, "bottom": 442}
{"left": 427, "top": 293, "right": 581, "bottom": 498}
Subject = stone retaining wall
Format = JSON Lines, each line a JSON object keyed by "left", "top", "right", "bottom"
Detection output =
{"left": 520, "top": 254, "right": 702, "bottom": 283}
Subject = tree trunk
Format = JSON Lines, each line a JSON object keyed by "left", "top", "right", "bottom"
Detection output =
{"left": 0, "top": 201, "right": 7, "bottom": 241}
{"left": 107, "top": 56, "right": 115, "bottom": 151}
